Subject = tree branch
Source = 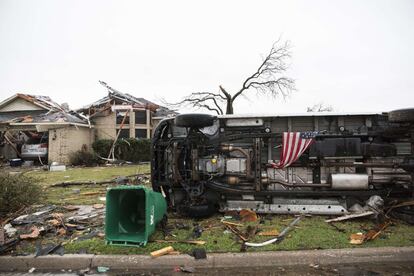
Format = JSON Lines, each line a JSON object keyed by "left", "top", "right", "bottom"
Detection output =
{"left": 232, "top": 40, "right": 295, "bottom": 103}
{"left": 163, "top": 38, "right": 296, "bottom": 115}
{"left": 163, "top": 92, "right": 225, "bottom": 115}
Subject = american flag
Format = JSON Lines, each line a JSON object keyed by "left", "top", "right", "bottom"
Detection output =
{"left": 271, "top": 132, "right": 318, "bottom": 169}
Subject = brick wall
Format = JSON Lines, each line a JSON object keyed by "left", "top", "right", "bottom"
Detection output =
{"left": 48, "top": 126, "right": 94, "bottom": 164}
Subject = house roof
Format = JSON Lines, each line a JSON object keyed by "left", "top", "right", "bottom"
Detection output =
{"left": 78, "top": 82, "right": 164, "bottom": 116}
{"left": 0, "top": 94, "right": 89, "bottom": 129}
{"left": 3, "top": 110, "right": 87, "bottom": 124}
{"left": 4, "top": 111, "right": 91, "bottom": 130}
{"left": 153, "top": 106, "right": 179, "bottom": 119}
{"left": 0, "top": 93, "right": 64, "bottom": 112}
{"left": 0, "top": 110, "right": 46, "bottom": 123}
{"left": 82, "top": 92, "right": 158, "bottom": 109}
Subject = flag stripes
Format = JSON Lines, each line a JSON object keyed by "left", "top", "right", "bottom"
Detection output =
{"left": 271, "top": 132, "right": 316, "bottom": 169}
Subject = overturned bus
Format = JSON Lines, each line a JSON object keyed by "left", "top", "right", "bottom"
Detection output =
{"left": 151, "top": 109, "right": 414, "bottom": 217}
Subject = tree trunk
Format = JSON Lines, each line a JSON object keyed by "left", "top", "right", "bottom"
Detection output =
{"left": 226, "top": 99, "right": 234, "bottom": 114}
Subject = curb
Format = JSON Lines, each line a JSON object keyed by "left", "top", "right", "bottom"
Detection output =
{"left": 1, "top": 247, "right": 414, "bottom": 272}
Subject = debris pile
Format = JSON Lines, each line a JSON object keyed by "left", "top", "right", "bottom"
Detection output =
{"left": 0, "top": 204, "right": 105, "bottom": 255}
{"left": 1, "top": 184, "right": 414, "bottom": 258}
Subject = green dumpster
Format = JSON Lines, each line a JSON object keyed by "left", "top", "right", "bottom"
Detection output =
{"left": 105, "top": 185, "right": 167, "bottom": 247}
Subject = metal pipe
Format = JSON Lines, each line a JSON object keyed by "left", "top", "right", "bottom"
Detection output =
{"left": 245, "top": 216, "right": 302, "bottom": 247}
{"left": 322, "top": 162, "right": 399, "bottom": 168}
{"left": 268, "top": 180, "right": 331, "bottom": 188}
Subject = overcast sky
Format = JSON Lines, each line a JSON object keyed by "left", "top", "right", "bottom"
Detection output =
{"left": 0, "top": 0, "right": 413, "bottom": 114}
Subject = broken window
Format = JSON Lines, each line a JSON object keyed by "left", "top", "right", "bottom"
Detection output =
{"left": 135, "top": 111, "right": 147, "bottom": 125}
{"left": 135, "top": 129, "right": 147, "bottom": 138}
{"left": 116, "top": 111, "right": 130, "bottom": 125}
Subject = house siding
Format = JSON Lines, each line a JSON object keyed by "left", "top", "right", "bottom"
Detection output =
{"left": 93, "top": 112, "right": 117, "bottom": 140}
{"left": 0, "top": 98, "right": 44, "bottom": 112}
{"left": 92, "top": 109, "right": 156, "bottom": 140}
{"left": 48, "top": 126, "right": 94, "bottom": 164}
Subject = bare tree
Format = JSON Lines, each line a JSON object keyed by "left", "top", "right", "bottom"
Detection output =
{"left": 307, "top": 102, "right": 333, "bottom": 112}
{"left": 165, "top": 39, "right": 295, "bottom": 114}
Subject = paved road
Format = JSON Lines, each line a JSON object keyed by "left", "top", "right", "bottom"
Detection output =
{"left": 2, "top": 247, "right": 414, "bottom": 275}
{"left": 2, "top": 262, "right": 413, "bottom": 275}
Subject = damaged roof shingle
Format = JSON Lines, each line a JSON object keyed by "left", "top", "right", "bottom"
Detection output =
{"left": 14, "top": 111, "right": 89, "bottom": 124}
{"left": 0, "top": 93, "right": 65, "bottom": 113}
{"left": 77, "top": 81, "right": 171, "bottom": 117}
{"left": 0, "top": 94, "right": 89, "bottom": 127}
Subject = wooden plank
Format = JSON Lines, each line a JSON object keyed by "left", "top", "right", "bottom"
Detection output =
{"left": 325, "top": 211, "right": 374, "bottom": 223}
{"left": 150, "top": 246, "right": 174, "bottom": 258}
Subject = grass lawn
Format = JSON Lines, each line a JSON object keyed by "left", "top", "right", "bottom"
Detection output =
{"left": 26, "top": 164, "right": 150, "bottom": 186}
{"left": 8, "top": 164, "right": 414, "bottom": 255}
{"left": 62, "top": 215, "right": 414, "bottom": 255}
{"left": 25, "top": 164, "right": 150, "bottom": 205}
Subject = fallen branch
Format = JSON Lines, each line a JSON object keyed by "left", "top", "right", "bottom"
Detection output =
{"left": 366, "top": 221, "right": 391, "bottom": 241}
{"left": 221, "top": 220, "right": 244, "bottom": 227}
{"left": 81, "top": 191, "right": 105, "bottom": 196}
{"left": 63, "top": 191, "right": 106, "bottom": 201}
{"left": 49, "top": 173, "right": 150, "bottom": 188}
{"left": 225, "top": 224, "right": 247, "bottom": 242}
{"left": 49, "top": 180, "right": 114, "bottom": 188}
{"left": 385, "top": 200, "right": 414, "bottom": 216}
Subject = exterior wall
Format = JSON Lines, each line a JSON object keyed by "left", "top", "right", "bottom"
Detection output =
{"left": 152, "top": 118, "right": 163, "bottom": 130}
{"left": 48, "top": 126, "right": 94, "bottom": 164}
{"left": 92, "top": 109, "right": 159, "bottom": 140}
{"left": 0, "top": 98, "right": 44, "bottom": 112}
{"left": 129, "top": 110, "right": 135, "bottom": 138}
{"left": 92, "top": 112, "right": 117, "bottom": 140}
{"left": 131, "top": 109, "right": 153, "bottom": 138}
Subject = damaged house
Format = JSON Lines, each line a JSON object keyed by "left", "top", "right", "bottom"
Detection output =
{"left": 0, "top": 93, "right": 93, "bottom": 164}
{"left": 77, "top": 81, "right": 177, "bottom": 141}
{"left": 0, "top": 87, "right": 176, "bottom": 165}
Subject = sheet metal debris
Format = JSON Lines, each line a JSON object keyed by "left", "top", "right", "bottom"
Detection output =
{"left": 12, "top": 206, "right": 55, "bottom": 225}
{"left": 0, "top": 238, "right": 19, "bottom": 254}
{"left": 245, "top": 216, "right": 302, "bottom": 247}
{"left": 0, "top": 203, "right": 106, "bottom": 255}
{"left": 35, "top": 243, "right": 64, "bottom": 257}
